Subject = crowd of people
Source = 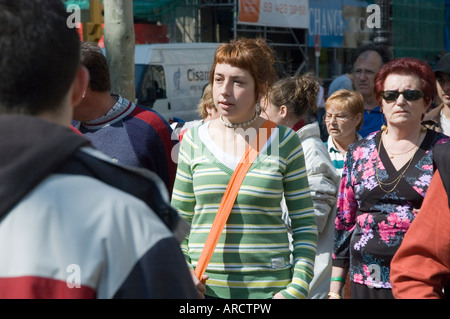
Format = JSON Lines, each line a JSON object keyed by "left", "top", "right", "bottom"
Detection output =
{"left": 1, "top": 0, "right": 449, "bottom": 299}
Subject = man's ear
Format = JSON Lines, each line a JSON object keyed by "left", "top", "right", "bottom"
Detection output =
{"left": 71, "top": 66, "right": 89, "bottom": 107}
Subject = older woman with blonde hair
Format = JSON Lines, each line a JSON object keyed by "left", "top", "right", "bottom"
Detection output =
{"left": 324, "top": 89, "right": 364, "bottom": 175}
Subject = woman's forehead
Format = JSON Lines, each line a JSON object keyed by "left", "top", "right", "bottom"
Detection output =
{"left": 326, "top": 102, "right": 347, "bottom": 112}
{"left": 214, "top": 63, "right": 251, "bottom": 77}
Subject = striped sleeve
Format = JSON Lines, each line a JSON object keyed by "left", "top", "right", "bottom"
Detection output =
{"left": 280, "top": 129, "right": 318, "bottom": 299}
{"left": 171, "top": 128, "right": 197, "bottom": 268}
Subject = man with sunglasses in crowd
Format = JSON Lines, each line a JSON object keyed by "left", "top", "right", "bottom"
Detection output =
{"left": 351, "top": 43, "right": 393, "bottom": 137}
{"left": 423, "top": 53, "right": 450, "bottom": 135}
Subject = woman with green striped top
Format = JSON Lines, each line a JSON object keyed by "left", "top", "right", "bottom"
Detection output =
{"left": 171, "top": 37, "right": 318, "bottom": 299}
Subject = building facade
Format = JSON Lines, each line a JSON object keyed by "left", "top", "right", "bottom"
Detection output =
{"left": 65, "top": 0, "right": 450, "bottom": 92}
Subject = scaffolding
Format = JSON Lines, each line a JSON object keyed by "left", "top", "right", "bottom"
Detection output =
{"left": 392, "top": 0, "right": 446, "bottom": 62}
{"left": 135, "top": 0, "right": 310, "bottom": 74}
{"left": 63, "top": 0, "right": 310, "bottom": 74}
{"left": 200, "top": 0, "right": 309, "bottom": 75}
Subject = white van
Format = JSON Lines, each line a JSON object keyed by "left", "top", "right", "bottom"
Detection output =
{"left": 134, "top": 43, "right": 219, "bottom": 122}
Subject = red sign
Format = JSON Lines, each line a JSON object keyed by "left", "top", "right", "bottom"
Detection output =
{"left": 314, "top": 34, "right": 321, "bottom": 57}
{"left": 314, "top": 34, "right": 321, "bottom": 52}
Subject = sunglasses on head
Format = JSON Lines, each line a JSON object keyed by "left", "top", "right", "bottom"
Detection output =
{"left": 380, "top": 90, "right": 424, "bottom": 102}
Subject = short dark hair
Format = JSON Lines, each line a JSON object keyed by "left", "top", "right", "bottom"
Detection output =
{"left": 351, "top": 43, "right": 393, "bottom": 66}
{"left": 0, "top": 0, "right": 81, "bottom": 115}
{"left": 80, "top": 41, "right": 111, "bottom": 92}
{"left": 374, "top": 57, "right": 436, "bottom": 107}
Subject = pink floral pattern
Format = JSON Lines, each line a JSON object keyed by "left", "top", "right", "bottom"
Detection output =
{"left": 333, "top": 130, "right": 449, "bottom": 290}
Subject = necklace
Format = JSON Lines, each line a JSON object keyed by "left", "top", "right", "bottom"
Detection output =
{"left": 381, "top": 131, "right": 422, "bottom": 159}
{"left": 220, "top": 112, "right": 258, "bottom": 128}
{"left": 375, "top": 132, "right": 418, "bottom": 193}
{"left": 384, "top": 141, "right": 418, "bottom": 159}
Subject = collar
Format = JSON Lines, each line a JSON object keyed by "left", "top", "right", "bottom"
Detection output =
{"left": 440, "top": 109, "right": 450, "bottom": 126}
{"left": 364, "top": 105, "right": 381, "bottom": 114}
{"left": 327, "top": 133, "right": 362, "bottom": 153}
{"left": 326, "top": 135, "right": 339, "bottom": 153}
{"left": 81, "top": 95, "right": 135, "bottom": 129}
{"left": 0, "top": 115, "right": 91, "bottom": 219}
{"left": 328, "top": 140, "right": 341, "bottom": 153}
{"left": 291, "top": 119, "right": 305, "bottom": 132}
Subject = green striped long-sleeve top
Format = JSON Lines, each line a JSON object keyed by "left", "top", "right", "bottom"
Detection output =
{"left": 171, "top": 122, "right": 318, "bottom": 299}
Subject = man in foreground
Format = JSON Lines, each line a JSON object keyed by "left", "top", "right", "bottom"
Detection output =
{"left": 0, "top": 0, "right": 197, "bottom": 299}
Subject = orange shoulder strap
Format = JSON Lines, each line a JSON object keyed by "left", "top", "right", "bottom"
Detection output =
{"left": 194, "top": 120, "right": 277, "bottom": 280}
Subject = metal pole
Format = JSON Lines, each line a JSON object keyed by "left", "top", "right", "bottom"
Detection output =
{"left": 315, "top": 55, "right": 319, "bottom": 77}
{"left": 233, "top": 0, "right": 237, "bottom": 40}
{"left": 373, "top": 0, "right": 391, "bottom": 46}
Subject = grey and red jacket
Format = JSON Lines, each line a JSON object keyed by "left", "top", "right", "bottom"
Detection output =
{"left": 0, "top": 115, "right": 197, "bottom": 299}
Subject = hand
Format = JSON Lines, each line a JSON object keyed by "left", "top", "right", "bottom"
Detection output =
{"left": 190, "top": 270, "right": 209, "bottom": 299}
{"left": 272, "top": 292, "right": 286, "bottom": 299}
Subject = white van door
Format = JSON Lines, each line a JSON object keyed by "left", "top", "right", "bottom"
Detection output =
{"left": 134, "top": 43, "right": 218, "bottom": 122}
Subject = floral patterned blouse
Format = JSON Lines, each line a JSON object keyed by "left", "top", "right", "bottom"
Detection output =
{"left": 332, "top": 129, "right": 449, "bottom": 289}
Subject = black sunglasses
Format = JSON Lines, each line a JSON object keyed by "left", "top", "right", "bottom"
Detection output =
{"left": 380, "top": 90, "right": 424, "bottom": 102}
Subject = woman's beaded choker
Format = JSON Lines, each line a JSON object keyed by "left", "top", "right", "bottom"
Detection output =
{"left": 220, "top": 113, "right": 258, "bottom": 128}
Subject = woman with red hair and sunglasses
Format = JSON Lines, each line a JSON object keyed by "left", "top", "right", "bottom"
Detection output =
{"left": 329, "top": 57, "right": 449, "bottom": 299}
